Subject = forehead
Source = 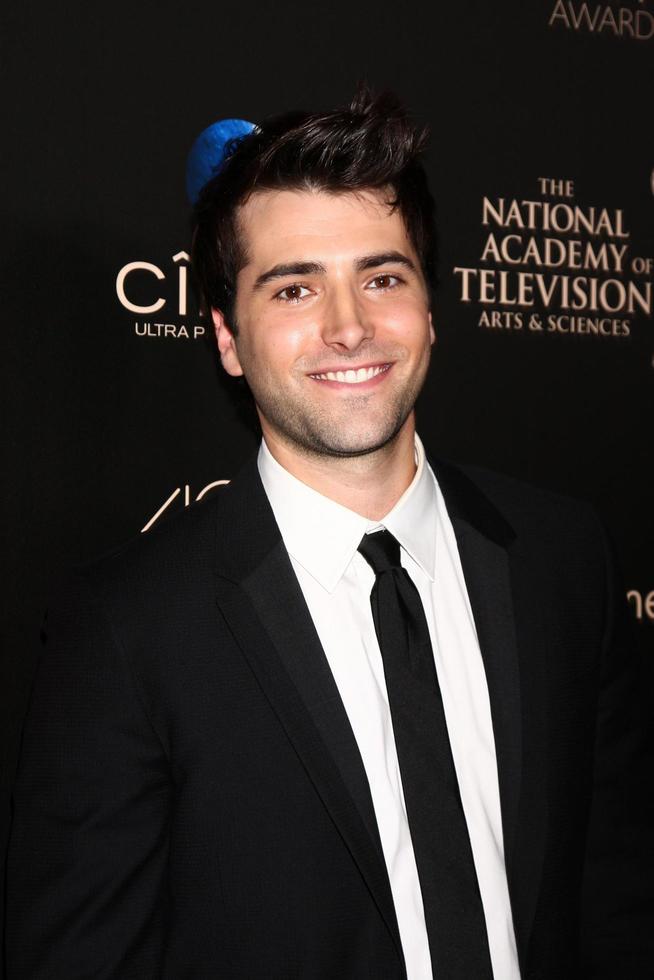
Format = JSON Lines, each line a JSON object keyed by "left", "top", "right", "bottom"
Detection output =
{"left": 236, "top": 188, "right": 413, "bottom": 267}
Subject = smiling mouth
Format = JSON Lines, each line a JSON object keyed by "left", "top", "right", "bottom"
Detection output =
{"left": 308, "top": 364, "right": 392, "bottom": 384}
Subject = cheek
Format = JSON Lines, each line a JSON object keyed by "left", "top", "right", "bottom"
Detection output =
{"left": 241, "top": 316, "right": 313, "bottom": 374}
{"left": 382, "top": 307, "right": 432, "bottom": 347}
{"left": 272, "top": 306, "right": 324, "bottom": 349}
{"left": 265, "top": 324, "right": 310, "bottom": 364}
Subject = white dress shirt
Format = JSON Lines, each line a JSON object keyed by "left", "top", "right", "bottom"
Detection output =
{"left": 258, "top": 435, "right": 520, "bottom": 980}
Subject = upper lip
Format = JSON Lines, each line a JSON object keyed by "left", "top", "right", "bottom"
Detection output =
{"left": 307, "top": 361, "right": 391, "bottom": 375}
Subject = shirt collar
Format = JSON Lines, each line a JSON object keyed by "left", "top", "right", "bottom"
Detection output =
{"left": 381, "top": 435, "right": 437, "bottom": 582}
{"left": 258, "top": 434, "right": 437, "bottom": 593}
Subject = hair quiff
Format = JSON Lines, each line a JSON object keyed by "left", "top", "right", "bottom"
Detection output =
{"left": 191, "top": 86, "right": 436, "bottom": 330}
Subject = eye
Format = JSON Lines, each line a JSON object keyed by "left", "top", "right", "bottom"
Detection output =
{"left": 367, "top": 273, "right": 402, "bottom": 291}
{"left": 275, "top": 283, "right": 311, "bottom": 303}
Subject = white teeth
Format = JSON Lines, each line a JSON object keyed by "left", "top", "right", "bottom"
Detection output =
{"left": 311, "top": 365, "right": 389, "bottom": 384}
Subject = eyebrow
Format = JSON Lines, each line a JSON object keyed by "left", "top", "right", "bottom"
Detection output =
{"left": 252, "top": 250, "right": 417, "bottom": 290}
{"left": 355, "top": 251, "right": 417, "bottom": 274}
{"left": 253, "top": 261, "right": 326, "bottom": 290}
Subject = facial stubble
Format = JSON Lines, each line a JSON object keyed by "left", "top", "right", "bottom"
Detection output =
{"left": 245, "top": 346, "right": 432, "bottom": 462}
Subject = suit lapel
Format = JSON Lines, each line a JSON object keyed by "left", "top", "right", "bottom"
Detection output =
{"left": 242, "top": 547, "right": 384, "bottom": 853}
{"left": 212, "top": 456, "right": 405, "bottom": 969}
{"left": 433, "top": 459, "right": 548, "bottom": 970}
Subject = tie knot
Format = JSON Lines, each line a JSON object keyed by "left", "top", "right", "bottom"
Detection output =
{"left": 358, "top": 529, "right": 402, "bottom": 575}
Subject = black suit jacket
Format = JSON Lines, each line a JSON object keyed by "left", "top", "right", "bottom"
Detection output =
{"left": 5, "top": 454, "right": 653, "bottom": 978}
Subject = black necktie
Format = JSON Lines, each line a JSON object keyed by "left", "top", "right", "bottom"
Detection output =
{"left": 358, "top": 529, "right": 493, "bottom": 979}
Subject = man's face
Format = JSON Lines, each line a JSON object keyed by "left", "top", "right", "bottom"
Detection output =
{"left": 213, "top": 187, "right": 435, "bottom": 460}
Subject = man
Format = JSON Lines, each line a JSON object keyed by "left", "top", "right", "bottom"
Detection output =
{"left": 6, "top": 89, "right": 652, "bottom": 978}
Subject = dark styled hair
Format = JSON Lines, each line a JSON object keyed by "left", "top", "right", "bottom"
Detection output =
{"left": 191, "top": 86, "right": 436, "bottom": 331}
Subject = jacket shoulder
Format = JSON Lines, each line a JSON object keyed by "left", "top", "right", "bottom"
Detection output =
{"left": 70, "top": 478, "right": 237, "bottom": 600}
{"left": 457, "top": 460, "right": 596, "bottom": 519}
{"left": 434, "top": 456, "right": 607, "bottom": 560}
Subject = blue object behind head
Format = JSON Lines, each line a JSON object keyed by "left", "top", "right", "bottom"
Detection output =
{"left": 186, "top": 118, "right": 256, "bottom": 206}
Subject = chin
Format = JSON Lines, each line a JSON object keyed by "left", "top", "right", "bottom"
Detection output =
{"left": 300, "top": 420, "right": 407, "bottom": 459}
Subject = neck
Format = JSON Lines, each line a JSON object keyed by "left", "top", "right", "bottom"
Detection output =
{"left": 261, "top": 417, "right": 418, "bottom": 521}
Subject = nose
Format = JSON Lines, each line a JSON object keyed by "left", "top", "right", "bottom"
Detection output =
{"left": 320, "top": 285, "right": 374, "bottom": 352}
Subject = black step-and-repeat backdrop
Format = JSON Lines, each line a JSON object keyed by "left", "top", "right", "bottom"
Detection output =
{"left": 2, "top": 0, "right": 652, "bottom": 953}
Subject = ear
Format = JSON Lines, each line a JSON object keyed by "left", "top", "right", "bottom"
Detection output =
{"left": 428, "top": 311, "right": 436, "bottom": 346}
{"left": 212, "top": 308, "right": 244, "bottom": 377}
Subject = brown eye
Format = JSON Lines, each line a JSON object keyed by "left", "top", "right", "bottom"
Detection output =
{"left": 277, "top": 284, "right": 310, "bottom": 302}
{"left": 369, "top": 274, "right": 400, "bottom": 290}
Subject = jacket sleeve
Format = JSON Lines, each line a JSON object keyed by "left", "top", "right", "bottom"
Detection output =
{"left": 578, "top": 520, "right": 654, "bottom": 978}
{"left": 5, "top": 571, "right": 171, "bottom": 978}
